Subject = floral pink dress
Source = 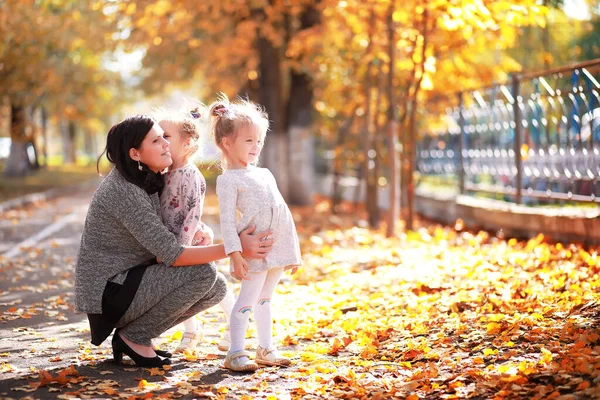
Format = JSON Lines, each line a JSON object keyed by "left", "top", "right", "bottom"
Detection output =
{"left": 160, "top": 164, "right": 206, "bottom": 246}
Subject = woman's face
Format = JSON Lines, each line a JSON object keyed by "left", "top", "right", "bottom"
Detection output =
{"left": 130, "top": 123, "right": 172, "bottom": 172}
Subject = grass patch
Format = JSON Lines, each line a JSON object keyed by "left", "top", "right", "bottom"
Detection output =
{"left": 0, "top": 159, "right": 221, "bottom": 204}
{"left": 0, "top": 163, "right": 102, "bottom": 203}
{"left": 416, "top": 174, "right": 459, "bottom": 195}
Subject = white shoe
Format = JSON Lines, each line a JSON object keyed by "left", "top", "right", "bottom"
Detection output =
{"left": 175, "top": 331, "right": 202, "bottom": 353}
{"left": 224, "top": 350, "right": 258, "bottom": 372}
{"left": 255, "top": 346, "right": 291, "bottom": 367}
{"left": 217, "top": 331, "right": 230, "bottom": 352}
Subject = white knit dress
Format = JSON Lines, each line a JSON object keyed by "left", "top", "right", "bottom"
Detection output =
{"left": 216, "top": 166, "right": 302, "bottom": 272}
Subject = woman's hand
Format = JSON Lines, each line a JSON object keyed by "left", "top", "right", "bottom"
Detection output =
{"left": 230, "top": 252, "right": 250, "bottom": 280}
{"left": 193, "top": 223, "right": 214, "bottom": 246}
{"left": 239, "top": 225, "right": 274, "bottom": 259}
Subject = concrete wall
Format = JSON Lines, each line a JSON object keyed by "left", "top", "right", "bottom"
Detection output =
{"left": 316, "top": 174, "right": 600, "bottom": 244}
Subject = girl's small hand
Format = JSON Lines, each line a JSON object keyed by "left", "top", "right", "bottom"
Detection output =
{"left": 289, "top": 266, "right": 299, "bottom": 275}
{"left": 193, "top": 223, "right": 214, "bottom": 246}
{"left": 230, "top": 253, "right": 250, "bottom": 280}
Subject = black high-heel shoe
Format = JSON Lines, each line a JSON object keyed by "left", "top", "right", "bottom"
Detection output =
{"left": 112, "top": 333, "right": 171, "bottom": 367}
{"left": 155, "top": 349, "right": 172, "bottom": 358}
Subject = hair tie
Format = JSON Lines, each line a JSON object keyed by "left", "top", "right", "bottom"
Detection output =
{"left": 190, "top": 108, "right": 201, "bottom": 119}
{"left": 213, "top": 104, "right": 228, "bottom": 117}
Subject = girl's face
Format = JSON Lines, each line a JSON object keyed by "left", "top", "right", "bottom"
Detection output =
{"left": 129, "top": 123, "right": 172, "bottom": 173}
{"left": 223, "top": 125, "right": 263, "bottom": 168}
{"left": 160, "top": 121, "right": 187, "bottom": 160}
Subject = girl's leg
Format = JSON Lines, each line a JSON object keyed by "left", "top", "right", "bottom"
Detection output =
{"left": 253, "top": 267, "right": 284, "bottom": 349}
{"left": 229, "top": 272, "right": 268, "bottom": 354}
{"left": 183, "top": 317, "right": 197, "bottom": 333}
{"left": 217, "top": 287, "right": 236, "bottom": 350}
{"left": 219, "top": 287, "right": 236, "bottom": 326}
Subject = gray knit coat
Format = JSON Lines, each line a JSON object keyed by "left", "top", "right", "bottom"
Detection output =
{"left": 75, "top": 168, "right": 184, "bottom": 314}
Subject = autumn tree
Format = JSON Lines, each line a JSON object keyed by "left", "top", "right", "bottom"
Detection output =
{"left": 118, "top": 0, "right": 321, "bottom": 205}
{"left": 0, "top": 0, "right": 122, "bottom": 177}
{"left": 293, "top": 0, "right": 548, "bottom": 230}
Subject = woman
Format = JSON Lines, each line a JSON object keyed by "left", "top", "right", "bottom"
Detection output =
{"left": 75, "top": 115, "right": 273, "bottom": 368}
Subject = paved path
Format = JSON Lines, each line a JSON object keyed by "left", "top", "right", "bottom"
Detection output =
{"left": 0, "top": 187, "right": 297, "bottom": 399}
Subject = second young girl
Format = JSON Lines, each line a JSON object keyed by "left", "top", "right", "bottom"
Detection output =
{"left": 157, "top": 107, "right": 236, "bottom": 353}
{"left": 210, "top": 97, "right": 302, "bottom": 372}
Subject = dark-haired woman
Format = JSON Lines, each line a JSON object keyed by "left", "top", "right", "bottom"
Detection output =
{"left": 74, "top": 115, "right": 273, "bottom": 367}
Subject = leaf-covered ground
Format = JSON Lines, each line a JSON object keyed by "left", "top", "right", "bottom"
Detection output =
{"left": 1, "top": 195, "right": 599, "bottom": 399}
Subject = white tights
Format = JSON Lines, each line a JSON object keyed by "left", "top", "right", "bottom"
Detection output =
{"left": 229, "top": 267, "right": 284, "bottom": 352}
{"left": 183, "top": 287, "right": 236, "bottom": 334}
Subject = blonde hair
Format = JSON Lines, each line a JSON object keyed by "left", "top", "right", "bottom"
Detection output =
{"left": 154, "top": 105, "right": 206, "bottom": 160}
{"left": 208, "top": 94, "right": 269, "bottom": 169}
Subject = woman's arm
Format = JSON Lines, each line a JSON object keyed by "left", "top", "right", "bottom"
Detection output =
{"left": 171, "top": 243, "right": 226, "bottom": 266}
{"left": 168, "top": 226, "right": 274, "bottom": 266}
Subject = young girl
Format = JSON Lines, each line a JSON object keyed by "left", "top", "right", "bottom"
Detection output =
{"left": 210, "top": 97, "right": 302, "bottom": 372}
{"left": 157, "top": 107, "right": 236, "bottom": 353}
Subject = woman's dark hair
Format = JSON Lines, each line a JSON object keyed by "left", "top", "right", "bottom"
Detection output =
{"left": 97, "top": 115, "right": 165, "bottom": 194}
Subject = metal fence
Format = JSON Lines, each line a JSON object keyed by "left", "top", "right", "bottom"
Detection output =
{"left": 417, "top": 59, "right": 600, "bottom": 204}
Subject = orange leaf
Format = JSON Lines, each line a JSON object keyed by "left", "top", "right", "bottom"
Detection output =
{"left": 546, "top": 391, "right": 560, "bottom": 399}
{"left": 576, "top": 381, "right": 590, "bottom": 391}
{"left": 38, "top": 370, "right": 54, "bottom": 387}
{"left": 472, "top": 357, "right": 485, "bottom": 365}
{"left": 54, "top": 370, "right": 69, "bottom": 385}
{"left": 148, "top": 367, "right": 164, "bottom": 376}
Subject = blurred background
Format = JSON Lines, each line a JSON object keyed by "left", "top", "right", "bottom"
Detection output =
{"left": 1, "top": 0, "right": 599, "bottom": 231}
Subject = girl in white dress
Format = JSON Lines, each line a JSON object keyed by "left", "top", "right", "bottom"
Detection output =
{"left": 210, "top": 97, "right": 302, "bottom": 372}
{"left": 157, "top": 107, "right": 236, "bottom": 353}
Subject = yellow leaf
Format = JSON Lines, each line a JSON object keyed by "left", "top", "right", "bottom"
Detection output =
{"left": 487, "top": 322, "right": 502, "bottom": 335}
{"left": 483, "top": 348, "right": 498, "bottom": 356}
{"left": 301, "top": 352, "right": 317, "bottom": 362}
{"left": 539, "top": 348, "right": 553, "bottom": 364}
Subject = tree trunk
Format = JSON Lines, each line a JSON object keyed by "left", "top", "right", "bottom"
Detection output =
{"left": 285, "top": 5, "right": 320, "bottom": 206}
{"left": 61, "top": 119, "right": 76, "bottom": 164}
{"left": 401, "top": 4, "right": 430, "bottom": 231}
{"left": 331, "top": 111, "right": 356, "bottom": 213}
{"left": 237, "top": 79, "right": 260, "bottom": 103}
{"left": 406, "top": 100, "right": 417, "bottom": 230}
{"left": 386, "top": 5, "right": 399, "bottom": 237}
{"left": 41, "top": 106, "right": 48, "bottom": 166}
{"left": 84, "top": 128, "right": 95, "bottom": 158}
{"left": 367, "top": 63, "right": 386, "bottom": 229}
{"left": 355, "top": 10, "right": 376, "bottom": 212}
{"left": 287, "top": 72, "right": 315, "bottom": 206}
{"left": 367, "top": 66, "right": 386, "bottom": 229}
{"left": 4, "top": 102, "right": 32, "bottom": 177}
{"left": 258, "top": 35, "right": 288, "bottom": 199}
{"left": 28, "top": 106, "right": 40, "bottom": 170}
